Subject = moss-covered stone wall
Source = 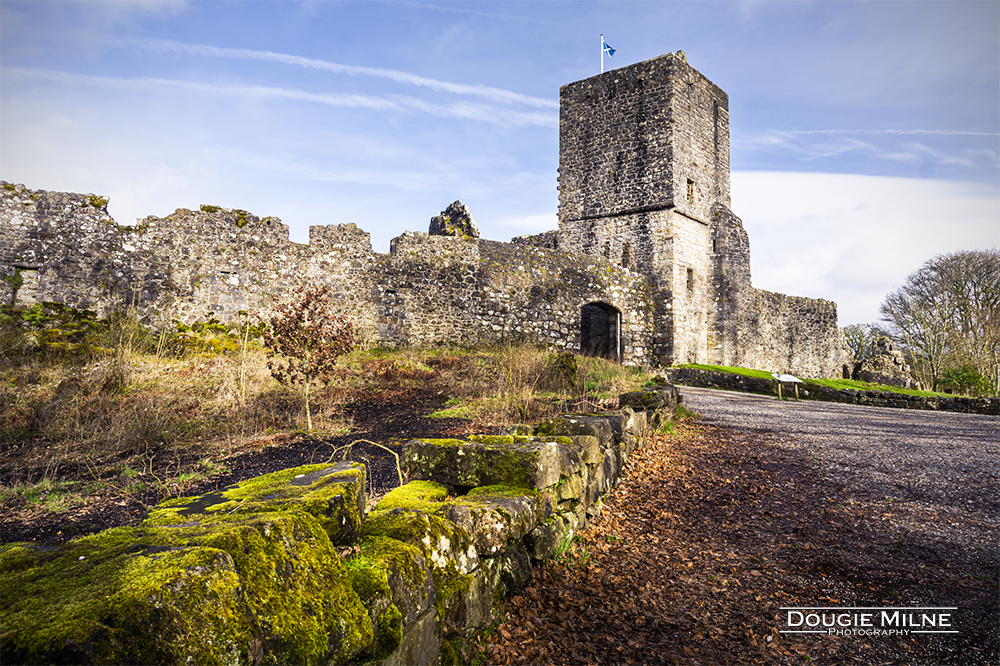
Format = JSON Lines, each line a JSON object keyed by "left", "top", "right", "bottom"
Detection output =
{"left": 0, "top": 385, "right": 681, "bottom": 666}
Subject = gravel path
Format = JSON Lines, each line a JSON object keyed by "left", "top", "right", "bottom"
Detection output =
{"left": 681, "top": 384, "right": 1000, "bottom": 568}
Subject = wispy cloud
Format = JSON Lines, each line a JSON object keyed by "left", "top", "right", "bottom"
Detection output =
{"left": 2, "top": 66, "right": 557, "bottom": 128}
{"left": 387, "top": 1, "right": 556, "bottom": 25}
{"left": 735, "top": 128, "right": 1000, "bottom": 173}
{"left": 116, "top": 37, "right": 559, "bottom": 110}
{"left": 782, "top": 129, "right": 1000, "bottom": 137}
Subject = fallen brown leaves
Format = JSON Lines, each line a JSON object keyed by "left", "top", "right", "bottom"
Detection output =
{"left": 473, "top": 423, "right": 998, "bottom": 665}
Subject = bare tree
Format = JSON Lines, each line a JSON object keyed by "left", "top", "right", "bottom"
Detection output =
{"left": 841, "top": 323, "right": 889, "bottom": 364}
{"left": 262, "top": 285, "right": 358, "bottom": 430}
{"left": 880, "top": 249, "right": 999, "bottom": 394}
{"left": 935, "top": 249, "right": 1000, "bottom": 395}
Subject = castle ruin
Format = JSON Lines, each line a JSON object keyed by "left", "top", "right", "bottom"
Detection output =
{"left": 0, "top": 52, "right": 848, "bottom": 377}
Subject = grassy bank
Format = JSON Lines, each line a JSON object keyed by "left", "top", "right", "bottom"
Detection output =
{"left": 678, "top": 364, "right": 951, "bottom": 397}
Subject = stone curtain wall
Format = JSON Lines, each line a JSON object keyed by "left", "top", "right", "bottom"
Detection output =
{"left": 2, "top": 52, "right": 852, "bottom": 377}
{"left": 380, "top": 233, "right": 653, "bottom": 364}
{"left": 0, "top": 183, "right": 145, "bottom": 313}
{"left": 707, "top": 205, "right": 753, "bottom": 368}
{"left": 1, "top": 182, "right": 655, "bottom": 366}
{"left": 0, "top": 182, "right": 380, "bottom": 331}
{"left": 736, "top": 288, "right": 848, "bottom": 378}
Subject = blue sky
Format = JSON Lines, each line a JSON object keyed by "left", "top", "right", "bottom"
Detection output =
{"left": 1, "top": 0, "right": 997, "bottom": 325}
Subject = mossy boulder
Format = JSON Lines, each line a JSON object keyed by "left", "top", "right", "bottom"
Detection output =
{"left": 362, "top": 508, "right": 479, "bottom": 577}
{"left": 403, "top": 437, "right": 583, "bottom": 490}
{"left": 149, "top": 461, "right": 367, "bottom": 546}
{"left": 535, "top": 415, "right": 614, "bottom": 449}
{"left": 1, "top": 510, "right": 372, "bottom": 665}
{"left": 619, "top": 383, "right": 681, "bottom": 412}
{"left": 345, "top": 536, "right": 434, "bottom": 662}
{"left": 524, "top": 511, "right": 581, "bottom": 560}
{"left": 355, "top": 537, "right": 434, "bottom": 627}
{"left": 479, "top": 540, "right": 533, "bottom": 596}
{"left": 381, "top": 608, "right": 441, "bottom": 666}
{"left": 442, "top": 486, "right": 546, "bottom": 557}
{"left": 435, "top": 570, "right": 494, "bottom": 636}
{"left": 375, "top": 480, "right": 450, "bottom": 514}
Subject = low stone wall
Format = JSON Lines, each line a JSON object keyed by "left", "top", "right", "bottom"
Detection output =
{"left": 0, "top": 384, "right": 680, "bottom": 666}
{"left": 670, "top": 367, "right": 999, "bottom": 416}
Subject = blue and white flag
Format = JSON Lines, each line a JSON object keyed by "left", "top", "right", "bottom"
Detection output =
{"left": 603, "top": 39, "right": 616, "bottom": 57}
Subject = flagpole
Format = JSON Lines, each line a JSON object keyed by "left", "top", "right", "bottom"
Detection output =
{"left": 601, "top": 33, "right": 604, "bottom": 73}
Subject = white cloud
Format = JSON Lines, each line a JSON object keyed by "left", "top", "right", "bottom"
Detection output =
{"left": 731, "top": 171, "right": 1000, "bottom": 325}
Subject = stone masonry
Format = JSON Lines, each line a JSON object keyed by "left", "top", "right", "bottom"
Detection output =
{"left": 0, "top": 52, "right": 848, "bottom": 377}
{"left": 528, "top": 50, "right": 846, "bottom": 376}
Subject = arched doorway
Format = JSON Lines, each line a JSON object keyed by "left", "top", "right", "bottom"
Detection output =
{"left": 580, "top": 302, "right": 622, "bottom": 361}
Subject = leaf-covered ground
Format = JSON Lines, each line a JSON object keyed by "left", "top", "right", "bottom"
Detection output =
{"left": 477, "top": 422, "right": 998, "bottom": 665}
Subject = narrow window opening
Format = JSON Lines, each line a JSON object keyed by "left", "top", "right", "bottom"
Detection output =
{"left": 713, "top": 101, "right": 720, "bottom": 158}
{"left": 712, "top": 238, "right": 717, "bottom": 253}
{"left": 621, "top": 242, "right": 631, "bottom": 269}
{"left": 687, "top": 179, "right": 695, "bottom": 203}
{"left": 686, "top": 268, "right": 694, "bottom": 291}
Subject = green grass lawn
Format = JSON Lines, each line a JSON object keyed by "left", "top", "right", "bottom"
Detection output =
{"left": 678, "top": 364, "right": 951, "bottom": 397}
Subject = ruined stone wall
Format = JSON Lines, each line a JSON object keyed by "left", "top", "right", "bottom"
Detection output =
{"left": 381, "top": 233, "right": 653, "bottom": 364}
{"left": 1, "top": 183, "right": 142, "bottom": 313}
{"left": 1, "top": 182, "right": 380, "bottom": 333}
{"left": 1, "top": 386, "right": 683, "bottom": 666}
{"left": 1, "top": 52, "right": 851, "bottom": 378}
{"left": 735, "top": 288, "right": 848, "bottom": 378}
{"left": 1, "top": 182, "right": 655, "bottom": 366}
{"left": 707, "top": 205, "right": 752, "bottom": 368}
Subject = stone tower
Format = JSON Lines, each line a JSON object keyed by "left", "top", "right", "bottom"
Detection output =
{"left": 557, "top": 51, "right": 751, "bottom": 366}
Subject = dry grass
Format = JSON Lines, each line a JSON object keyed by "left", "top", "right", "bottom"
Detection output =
{"left": 418, "top": 343, "right": 653, "bottom": 430}
{"left": 1, "top": 327, "right": 655, "bottom": 519}
{"left": 0, "top": 345, "right": 354, "bottom": 505}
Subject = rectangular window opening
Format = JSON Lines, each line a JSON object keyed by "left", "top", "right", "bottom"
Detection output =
{"left": 686, "top": 179, "right": 695, "bottom": 203}
{"left": 686, "top": 268, "right": 694, "bottom": 291}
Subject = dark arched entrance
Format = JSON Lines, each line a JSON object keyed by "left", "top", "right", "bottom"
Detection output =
{"left": 580, "top": 302, "right": 622, "bottom": 361}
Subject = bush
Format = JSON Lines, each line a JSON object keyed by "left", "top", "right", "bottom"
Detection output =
{"left": 262, "top": 286, "right": 358, "bottom": 431}
{"left": 939, "top": 364, "right": 991, "bottom": 396}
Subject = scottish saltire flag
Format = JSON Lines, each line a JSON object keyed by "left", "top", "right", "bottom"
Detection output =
{"left": 603, "top": 39, "right": 616, "bottom": 57}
